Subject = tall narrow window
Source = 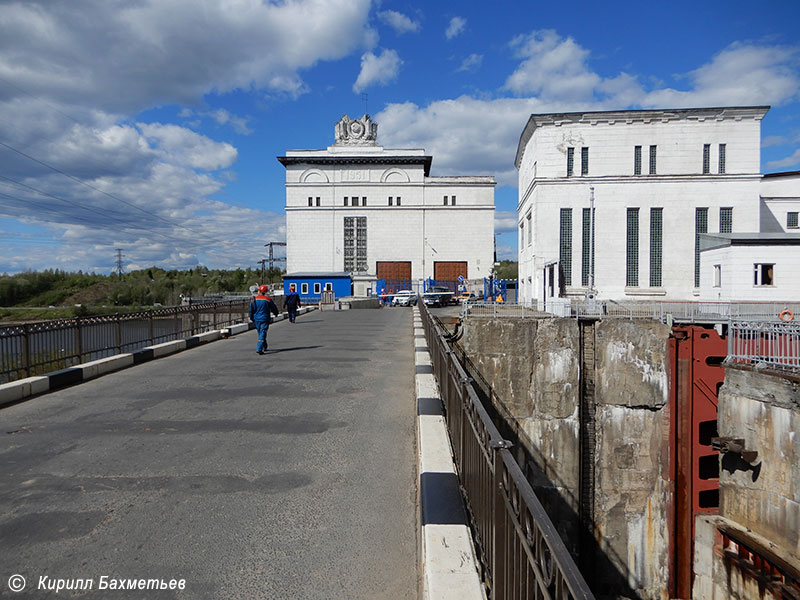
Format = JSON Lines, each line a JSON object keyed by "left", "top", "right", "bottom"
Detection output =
{"left": 649, "top": 145, "right": 657, "bottom": 175}
{"left": 634, "top": 145, "right": 642, "bottom": 175}
{"left": 695, "top": 207, "right": 708, "bottom": 287}
{"left": 388, "top": 197, "right": 393, "bottom": 206}
{"left": 396, "top": 196, "right": 401, "bottom": 206}
{"left": 788, "top": 211, "right": 799, "bottom": 228}
{"left": 626, "top": 208, "right": 639, "bottom": 287}
{"left": 718, "top": 144, "right": 726, "bottom": 174}
{"left": 719, "top": 207, "right": 733, "bottom": 233}
{"left": 315, "top": 197, "right": 320, "bottom": 207}
{"left": 650, "top": 208, "right": 663, "bottom": 287}
{"left": 567, "top": 147, "right": 574, "bottom": 176}
{"left": 308, "top": 197, "right": 313, "bottom": 207}
{"left": 559, "top": 208, "right": 572, "bottom": 286}
{"left": 443, "top": 195, "right": 448, "bottom": 205}
{"left": 713, "top": 265, "right": 721, "bottom": 288}
{"left": 527, "top": 213, "right": 532, "bottom": 246}
{"left": 301, "top": 283, "right": 308, "bottom": 295}
{"left": 581, "top": 147, "right": 589, "bottom": 175}
{"left": 344, "top": 216, "right": 368, "bottom": 272}
{"left": 361, "top": 197, "right": 366, "bottom": 206}
{"left": 519, "top": 222, "right": 525, "bottom": 251}
{"left": 702, "top": 144, "right": 711, "bottom": 174}
{"left": 344, "top": 197, "right": 349, "bottom": 206}
{"left": 352, "top": 197, "right": 359, "bottom": 207}
{"left": 451, "top": 195, "right": 456, "bottom": 206}
{"left": 355, "top": 216, "right": 367, "bottom": 271}
{"left": 582, "top": 208, "right": 595, "bottom": 286}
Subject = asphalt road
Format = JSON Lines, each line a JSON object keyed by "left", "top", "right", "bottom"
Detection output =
{"left": 0, "top": 308, "right": 418, "bottom": 599}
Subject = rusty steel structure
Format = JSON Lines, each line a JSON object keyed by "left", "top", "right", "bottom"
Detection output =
{"left": 0, "top": 300, "right": 250, "bottom": 383}
{"left": 419, "top": 302, "right": 594, "bottom": 600}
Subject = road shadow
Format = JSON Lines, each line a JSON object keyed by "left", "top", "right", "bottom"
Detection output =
{"left": 267, "top": 345, "right": 323, "bottom": 353}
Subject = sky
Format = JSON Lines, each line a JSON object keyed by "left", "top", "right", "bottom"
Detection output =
{"left": 0, "top": 0, "right": 799, "bottom": 274}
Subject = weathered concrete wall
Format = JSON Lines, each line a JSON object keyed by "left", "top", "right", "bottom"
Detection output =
{"left": 460, "top": 316, "right": 672, "bottom": 600}
{"left": 716, "top": 366, "right": 800, "bottom": 557}
{"left": 593, "top": 320, "right": 672, "bottom": 599}
{"left": 693, "top": 365, "right": 800, "bottom": 600}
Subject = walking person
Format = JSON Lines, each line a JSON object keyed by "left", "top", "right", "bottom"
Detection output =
{"left": 284, "top": 284, "right": 301, "bottom": 323}
{"left": 249, "top": 284, "right": 279, "bottom": 354}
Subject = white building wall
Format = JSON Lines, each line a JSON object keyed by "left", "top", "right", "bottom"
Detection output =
{"left": 516, "top": 107, "right": 768, "bottom": 304}
{"left": 760, "top": 173, "right": 800, "bottom": 233}
{"left": 283, "top": 144, "right": 495, "bottom": 281}
{"left": 700, "top": 245, "right": 800, "bottom": 302}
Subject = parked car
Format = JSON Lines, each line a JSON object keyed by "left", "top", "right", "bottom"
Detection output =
{"left": 455, "top": 292, "right": 477, "bottom": 303}
{"left": 392, "top": 290, "right": 418, "bottom": 306}
{"left": 423, "top": 285, "right": 454, "bottom": 307}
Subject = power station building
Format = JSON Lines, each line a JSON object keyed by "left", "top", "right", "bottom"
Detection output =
{"left": 515, "top": 106, "right": 800, "bottom": 305}
{"left": 279, "top": 114, "right": 495, "bottom": 294}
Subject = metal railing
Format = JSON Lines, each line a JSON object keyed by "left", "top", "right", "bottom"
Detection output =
{"left": 0, "top": 300, "right": 250, "bottom": 384}
{"left": 420, "top": 302, "right": 594, "bottom": 599}
{"left": 727, "top": 320, "right": 800, "bottom": 371}
{"left": 465, "top": 300, "right": 800, "bottom": 324}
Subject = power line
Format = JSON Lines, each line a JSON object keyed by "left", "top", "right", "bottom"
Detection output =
{"left": 0, "top": 140, "right": 222, "bottom": 244}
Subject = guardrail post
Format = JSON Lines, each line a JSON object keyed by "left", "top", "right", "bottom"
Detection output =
{"left": 490, "top": 441, "right": 512, "bottom": 600}
{"left": 75, "top": 318, "right": 83, "bottom": 363}
{"left": 114, "top": 317, "right": 122, "bottom": 354}
{"left": 22, "top": 323, "right": 31, "bottom": 378}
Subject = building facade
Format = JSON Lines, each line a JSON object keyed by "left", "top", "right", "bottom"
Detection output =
{"left": 279, "top": 114, "right": 495, "bottom": 288}
{"left": 515, "top": 106, "right": 774, "bottom": 305}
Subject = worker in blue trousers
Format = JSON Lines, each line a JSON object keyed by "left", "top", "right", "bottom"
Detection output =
{"left": 283, "top": 284, "right": 301, "bottom": 323}
{"left": 249, "top": 284, "right": 279, "bottom": 354}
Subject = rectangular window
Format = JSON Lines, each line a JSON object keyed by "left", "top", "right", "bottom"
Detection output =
{"left": 581, "top": 147, "right": 589, "bottom": 175}
{"left": 443, "top": 195, "right": 448, "bottom": 205}
{"left": 703, "top": 144, "right": 710, "bottom": 174}
{"left": 344, "top": 197, "right": 349, "bottom": 206}
{"left": 582, "top": 208, "right": 595, "bottom": 286}
{"left": 396, "top": 196, "right": 401, "bottom": 206}
{"left": 300, "top": 283, "right": 308, "bottom": 294}
{"left": 649, "top": 145, "right": 657, "bottom": 175}
{"left": 559, "top": 208, "right": 572, "bottom": 286}
{"left": 308, "top": 197, "right": 313, "bottom": 207}
{"left": 325, "top": 282, "right": 332, "bottom": 291}
{"left": 567, "top": 147, "right": 574, "bottom": 176}
{"left": 650, "top": 208, "right": 663, "bottom": 287}
{"left": 315, "top": 197, "right": 320, "bottom": 207}
{"left": 695, "top": 207, "right": 708, "bottom": 287}
{"left": 355, "top": 216, "right": 367, "bottom": 271}
{"left": 451, "top": 195, "right": 456, "bottom": 206}
{"left": 352, "top": 197, "right": 358, "bottom": 207}
{"left": 519, "top": 222, "right": 524, "bottom": 250}
{"left": 718, "top": 144, "right": 726, "bottom": 174}
{"left": 753, "top": 263, "right": 774, "bottom": 286}
{"left": 527, "top": 213, "right": 532, "bottom": 246}
{"left": 313, "top": 282, "right": 321, "bottom": 294}
{"left": 713, "top": 265, "right": 721, "bottom": 288}
{"left": 361, "top": 197, "right": 366, "bottom": 206}
{"left": 388, "top": 197, "right": 393, "bottom": 206}
{"left": 627, "top": 208, "right": 639, "bottom": 287}
{"left": 634, "top": 145, "right": 642, "bottom": 175}
{"left": 788, "top": 211, "right": 799, "bottom": 228}
{"left": 720, "top": 207, "right": 733, "bottom": 233}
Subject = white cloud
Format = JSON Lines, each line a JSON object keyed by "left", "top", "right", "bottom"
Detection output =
{"left": 766, "top": 149, "right": 800, "bottom": 170}
{"left": 378, "top": 10, "right": 420, "bottom": 34}
{"left": 353, "top": 49, "right": 402, "bottom": 92}
{"left": 457, "top": 54, "right": 483, "bottom": 72}
{"left": 495, "top": 211, "right": 518, "bottom": 233}
{"left": 137, "top": 123, "right": 237, "bottom": 170}
{"left": 376, "top": 32, "right": 800, "bottom": 189}
{"left": 445, "top": 17, "right": 466, "bottom": 40}
{"left": 641, "top": 43, "right": 800, "bottom": 108}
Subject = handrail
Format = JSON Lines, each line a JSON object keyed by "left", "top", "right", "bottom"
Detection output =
{"left": 727, "top": 320, "right": 800, "bottom": 371}
{"left": 0, "top": 300, "right": 250, "bottom": 383}
{"left": 419, "top": 302, "right": 594, "bottom": 599}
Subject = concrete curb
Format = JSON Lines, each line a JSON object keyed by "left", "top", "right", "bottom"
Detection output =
{"left": 413, "top": 308, "right": 485, "bottom": 600}
{"left": 0, "top": 306, "right": 315, "bottom": 407}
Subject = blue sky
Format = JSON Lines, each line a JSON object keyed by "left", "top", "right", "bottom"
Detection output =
{"left": 1, "top": 0, "right": 799, "bottom": 274}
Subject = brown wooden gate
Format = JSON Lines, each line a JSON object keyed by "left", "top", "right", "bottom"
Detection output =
{"left": 376, "top": 261, "right": 411, "bottom": 281}
{"left": 433, "top": 261, "right": 467, "bottom": 282}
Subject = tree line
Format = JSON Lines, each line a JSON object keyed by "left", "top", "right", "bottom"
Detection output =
{"left": 0, "top": 267, "right": 284, "bottom": 308}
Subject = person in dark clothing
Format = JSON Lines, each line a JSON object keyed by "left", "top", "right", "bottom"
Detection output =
{"left": 249, "top": 284, "right": 279, "bottom": 354}
{"left": 283, "top": 284, "right": 301, "bottom": 323}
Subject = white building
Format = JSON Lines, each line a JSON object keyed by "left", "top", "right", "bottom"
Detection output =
{"left": 279, "top": 114, "right": 495, "bottom": 290}
{"left": 514, "top": 106, "right": 788, "bottom": 305}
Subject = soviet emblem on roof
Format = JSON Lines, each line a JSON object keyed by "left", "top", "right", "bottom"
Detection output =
{"left": 334, "top": 114, "right": 378, "bottom": 145}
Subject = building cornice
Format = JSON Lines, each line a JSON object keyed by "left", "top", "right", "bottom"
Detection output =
{"left": 277, "top": 155, "right": 433, "bottom": 176}
{"left": 514, "top": 105, "right": 771, "bottom": 169}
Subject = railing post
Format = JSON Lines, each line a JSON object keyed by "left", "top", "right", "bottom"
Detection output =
{"left": 115, "top": 317, "right": 122, "bottom": 354}
{"left": 75, "top": 318, "right": 83, "bottom": 363}
{"left": 490, "top": 442, "right": 511, "bottom": 600}
{"left": 22, "top": 323, "right": 31, "bottom": 378}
